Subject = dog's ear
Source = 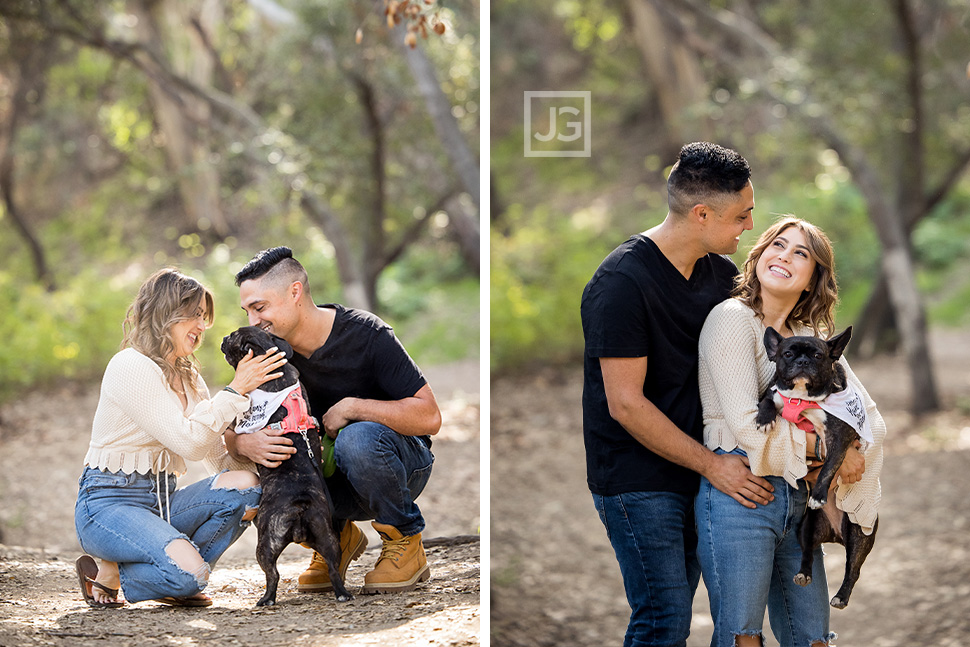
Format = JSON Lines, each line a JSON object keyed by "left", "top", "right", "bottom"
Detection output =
{"left": 826, "top": 326, "right": 852, "bottom": 361}
{"left": 221, "top": 334, "right": 239, "bottom": 367}
{"left": 763, "top": 326, "right": 784, "bottom": 361}
{"left": 270, "top": 334, "right": 294, "bottom": 359}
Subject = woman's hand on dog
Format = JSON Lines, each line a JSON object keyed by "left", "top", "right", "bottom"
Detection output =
{"left": 228, "top": 347, "right": 288, "bottom": 396}
{"left": 804, "top": 437, "right": 865, "bottom": 486}
{"left": 836, "top": 444, "right": 866, "bottom": 484}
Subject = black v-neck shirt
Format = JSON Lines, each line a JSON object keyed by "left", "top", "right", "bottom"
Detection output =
{"left": 289, "top": 304, "right": 427, "bottom": 429}
{"left": 581, "top": 235, "right": 738, "bottom": 495}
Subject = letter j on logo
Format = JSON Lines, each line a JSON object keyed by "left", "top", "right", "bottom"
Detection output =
{"left": 524, "top": 91, "right": 591, "bottom": 157}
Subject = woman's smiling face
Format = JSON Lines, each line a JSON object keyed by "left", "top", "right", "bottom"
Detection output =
{"left": 755, "top": 226, "right": 817, "bottom": 298}
{"left": 168, "top": 300, "right": 208, "bottom": 362}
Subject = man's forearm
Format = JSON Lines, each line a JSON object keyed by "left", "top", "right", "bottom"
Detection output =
{"left": 224, "top": 429, "right": 241, "bottom": 460}
{"left": 610, "top": 395, "right": 715, "bottom": 477}
{"left": 333, "top": 396, "right": 441, "bottom": 436}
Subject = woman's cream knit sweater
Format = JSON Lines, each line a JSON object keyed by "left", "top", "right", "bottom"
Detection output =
{"left": 83, "top": 348, "right": 255, "bottom": 477}
{"left": 698, "top": 298, "right": 885, "bottom": 534}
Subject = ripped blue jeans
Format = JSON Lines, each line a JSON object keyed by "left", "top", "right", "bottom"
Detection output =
{"left": 74, "top": 466, "right": 260, "bottom": 603}
{"left": 695, "top": 449, "right": 835, "bottom": 647}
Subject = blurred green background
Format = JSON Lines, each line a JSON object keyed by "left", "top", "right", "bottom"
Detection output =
{"left": 0, "top": 0, "right": 480, "bottom": 401}
{"left": 490, "top": 0, "right": 970, "bottom": 381}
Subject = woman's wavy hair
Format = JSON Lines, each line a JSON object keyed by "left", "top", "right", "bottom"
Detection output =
{"left": 122, "top": 268, "right": 214, "bottom": 399}
{"left": 733, "top": 216, "right": 839, "bottom": 337}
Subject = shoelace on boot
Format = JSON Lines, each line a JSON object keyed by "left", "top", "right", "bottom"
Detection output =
{"left": 377, "top": 536, "right": 410, "bottom": 563}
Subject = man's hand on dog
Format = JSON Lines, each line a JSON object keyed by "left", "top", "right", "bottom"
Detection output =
{"left": 231, "top": 427, "right": 297, "bottom": 468}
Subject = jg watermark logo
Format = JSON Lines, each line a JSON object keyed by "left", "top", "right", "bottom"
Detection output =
{"left": 524, "top": 91, "right": 591, "bottom": 157}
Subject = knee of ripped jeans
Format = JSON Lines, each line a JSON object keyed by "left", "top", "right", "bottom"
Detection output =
{"left": 164, "top": 557, "right": 211, "bottom": 597}
{"left": 164, "top": 538, "right": 211, "bottom": 595}
{"left": 189, "top": 561, "right": 211, "bottom": 590}
{"left": 211, "top": 470, "right": 260, "bottom": 492}
{"left": 731, "top": 631, "right": 764, "bottom": 647}
{"left": 810, "top": 632, "right": 838, "bottom": 647}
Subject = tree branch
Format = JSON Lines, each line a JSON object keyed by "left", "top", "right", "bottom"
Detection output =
{"left": 383, "top": 186, "right": 460, "bottom": 269}
{"left": 921, "top": 146, "right": 970, "bottom": 223}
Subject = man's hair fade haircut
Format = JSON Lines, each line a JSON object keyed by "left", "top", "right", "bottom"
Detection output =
{"left": 666, "top": 142, "right": 751, "bottom": 217}
{"left": 235, "top": 246, "right": 309, "bottom": 291}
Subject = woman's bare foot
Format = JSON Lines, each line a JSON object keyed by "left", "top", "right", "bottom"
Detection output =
{"left": 93, "top": 560, "right": 121, "bottom": 605}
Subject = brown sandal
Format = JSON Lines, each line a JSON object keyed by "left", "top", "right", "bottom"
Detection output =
{"left": 155, "top": 593, "right": 213, "bottom": 607}
{"left": 75, "top": 555, "right": 125, "bottom": 608}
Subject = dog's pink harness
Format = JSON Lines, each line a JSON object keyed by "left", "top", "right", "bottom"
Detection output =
{"left": 777, "top": 394, "right": 821, "bottom": 433}
{"left": 266, "top": 389, "right": 319, "bottom": 463}
{"left": 266, "top": 389, "right": 318, "bottom": 434}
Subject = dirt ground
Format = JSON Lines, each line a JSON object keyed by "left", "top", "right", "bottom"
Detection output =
{"left": 0, "top": 360, "right": 480, "bottom": 647}
{"left": 491, "top": 329, "right": 970, "bottom": 647}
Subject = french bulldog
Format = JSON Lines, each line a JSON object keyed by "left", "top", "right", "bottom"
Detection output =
{"left": 755, "top": 326, "right": 877, "bottom": 609}
{"left": 221, "top": 326, "right": 352, "bottom": 606}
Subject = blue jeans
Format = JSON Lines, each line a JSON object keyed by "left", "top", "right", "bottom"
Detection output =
{"left": 592, "top": 490, "right": 701, "bottom": 647}
{"left": 695, "top": 450, "right": 835, "bottom": 647}
{"left": 74, "top": 467, "right": 261, "bottom": 603}
{"left": 327, "top": 422, "right": 434, "bottom": 537}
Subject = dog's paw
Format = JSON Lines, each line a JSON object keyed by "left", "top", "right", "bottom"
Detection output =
{"left": 256, "top": 597, "right": 276, "bottom": 607}
{"left": 336, "top": 593, "right": 353, "bottom": 603}
{"left": 755, "top": 416, "right": 777, "bottom": 433}
{"left": 808, "top": 496, "right": 826, "bottom": 510}
{"left": 793, "top": 573, "right": 812, "bottom": 587}
{"left": 830, "top": 595, "right": 847, "bottom": 609}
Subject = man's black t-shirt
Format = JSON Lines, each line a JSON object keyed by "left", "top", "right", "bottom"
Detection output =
{"left": 581, "top": 234, "right": 738, "bottom": 496}
{"left": 289, "top": 304, "right": 428, "bottom": 439}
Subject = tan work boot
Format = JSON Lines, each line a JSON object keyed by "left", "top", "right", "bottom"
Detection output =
{"left": 360, "top": 522, "right": 431, "bottom": 594}
{"left": 297, "top": 521, "right": 368, "bottom": 592}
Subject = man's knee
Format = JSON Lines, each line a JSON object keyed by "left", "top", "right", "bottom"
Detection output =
{"left": 334, "top": 422, "right": 390, "bottom": 470}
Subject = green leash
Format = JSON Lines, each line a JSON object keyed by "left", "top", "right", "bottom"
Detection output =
{"left": 321, "top": 429, "right": 340, "bottom": 478}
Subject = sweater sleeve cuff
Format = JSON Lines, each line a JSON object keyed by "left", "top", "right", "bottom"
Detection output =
{"left": 207, "top": 388, "right": 250, "bottom": 429}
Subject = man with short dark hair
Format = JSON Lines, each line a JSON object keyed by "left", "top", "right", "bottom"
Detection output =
{"left": 581, "top": 142, "right": 774, "bottom": 646}
{"left": 229, "top": 246, "right": 441, "bottom": 595}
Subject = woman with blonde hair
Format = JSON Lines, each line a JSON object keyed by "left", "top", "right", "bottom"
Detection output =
{"left": 74, "top": 268, "right": 287, "bottom": 607}
{"left": 695, "top": 217, "right": 886, "bottom": 646}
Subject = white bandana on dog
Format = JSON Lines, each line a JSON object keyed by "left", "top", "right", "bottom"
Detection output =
{"left": 817, "top": 384, "right": 873, "bottom": 446}
{"left": 234, "top": 383, "right": 301, "bottom": 434}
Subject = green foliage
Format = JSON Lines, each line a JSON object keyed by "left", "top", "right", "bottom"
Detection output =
{"left": 376, "top": 241, "right": 480, "bottom": 367}
{"left": 489, "top": 163, "right": 970, "bottom": 372}
{"left": 0, "top": 267, "right": 134, "bottom": 399}
{"left": 0, "top": 1, "right": 479, "bottom": 399}
{"left": 0, "top": 235, "right": 476, "bottom": 402}
{"left": 490, "top": 0, "right": 970, "bottom": 374}
{"left": 491, "top": 203, "right": 616, "bottom": 371}
{"left": 912, "top": 191, "right": 970, "bottom": 270}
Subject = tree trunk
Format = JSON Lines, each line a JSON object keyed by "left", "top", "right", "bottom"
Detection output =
{"left": 852, "top": 276, "right": 895, "bottom": 359}
{"left": 0, "top": 34, "right": 56, "bottom": 291}
{"left": 447, "top": 196, "right": 481, "bottom": 274}
{"left": 350, "top": 73, "right": 386, "bottom": 312}
{"left": 299, "top": 193, "right": 372, "bottom": 311}
{"left": 880, "top": 245, "right": 939, "bottom": 414}
{"left": 395, "top": 24, "right": 480, "bottom": 207}
{"left": 130, "top": 0, "right": 230, "bottom": 238}
{"left": 626, "top": 0, "right": 710, "bottom": 157}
